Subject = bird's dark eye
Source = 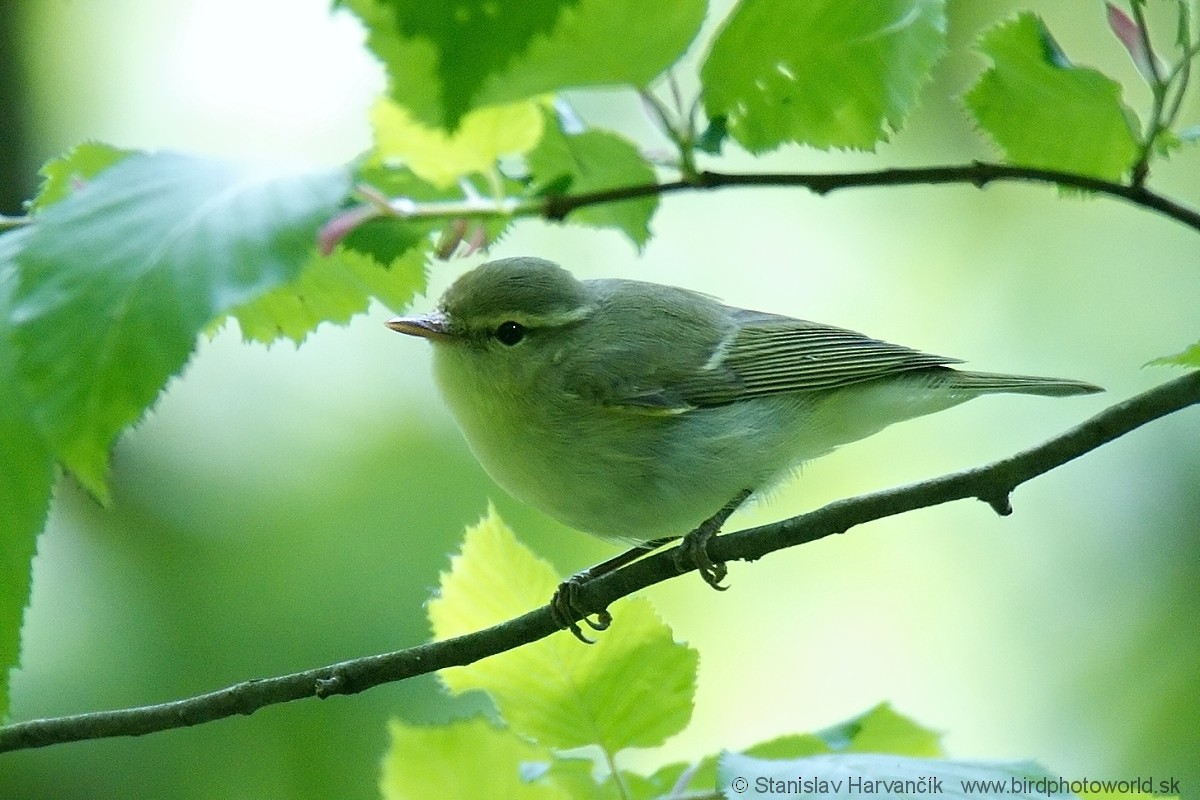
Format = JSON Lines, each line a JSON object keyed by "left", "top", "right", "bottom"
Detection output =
{"left": 494, "top": 320, "right": 526, "bottom": 346}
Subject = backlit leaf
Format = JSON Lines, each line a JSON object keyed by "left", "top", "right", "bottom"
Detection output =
{"left": 428, "top": 507, "right": 697, "bottom": 752}
{"left": 228, "top": 245, "right": 426, "bottom": 344}
{"left": 702, "top": 0, "right": 947, "bottom": 151}
{"left": 527, "top": 109, "right": 657, "bottom": 247}
{"left": 964, "top": 13, "right": 1140, "bottom": 180}
{"left": 0, "top": 228, "right": 54, "bottom": 722}
{"left": 10, "top": 152, "right": 350, "bottom": 497}
{"left": 1146, "top": 341, "right": 1200, "bottom": 368}
{"left": 342, "top": 0, "right": 704, "bottom": 129}
{"left": 371, "top": 98, "right": 544, "bottom": 188}
{"left": 31, "top": 142, "right": 133, "bottom": 210}
{"left": 380, "top": 717, "right": 566, "bottom": 800}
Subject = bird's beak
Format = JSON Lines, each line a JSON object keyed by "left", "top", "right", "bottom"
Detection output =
{"left": 386, "top": 311, "right": 453, "bottom": 341}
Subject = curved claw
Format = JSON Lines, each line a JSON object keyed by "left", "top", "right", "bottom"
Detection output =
{"left": 550, "top": 574, "right": 612, "bottom": 644}
{"left": 674, "top": 527, "right": 729, "bottom": 590}
{"left": 673, "top": 488, "right": 751, "bottom": 591}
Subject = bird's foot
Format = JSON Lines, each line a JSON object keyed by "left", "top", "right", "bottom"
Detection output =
{"left": 549, "top": 569, "right": 612, "bottom": 644}
{"left": 674, "top": 522, "right": 728, "bottom": 589}
{"left": 672, "top": 488, "right": 753, "bottom": 590}
{"left": 547, "top": 536, "right": 677, "bottom": 642}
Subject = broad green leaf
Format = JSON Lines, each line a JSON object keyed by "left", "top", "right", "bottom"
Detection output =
{"left": 527, "top": 110, "right": 657, "bottom": 247}
{"left": 717, "top": 752, "right": 1067, "bottom": 799}
{"left": 0, "top": 229, "right": 54, "bottom": 722}
{"left": 474, "top": 0, "right": 706, "bottom": 112}
{"left": 10, "top": 152, "right": 350, "bottom": 498}
{"left": 343, "top": 0, "right": 566, "bottom": 129}
{"left": 339, "top": 0, "right": 443, "bottom": 126}
{"left": 371, "top": 98, "right": 544, "bottom": 188}
{"left": 31, "top": 142, "right": 133, "bottom": 210}
{"left": 963, "top": 13, "right": 1140, "bottom": 180}
{"left": 428, "top": 508, "right": 698, "bottom": 752}
{"left": 816, "top": 703, "right": 943, "bottom": 756}
{"left": 339, "top": 216, "right": 434, "bottom": 267}
{"left": 228, "top": 245, "right": 426, "bottom": 344}
{"left": 380, "top": 717, "right": 567, "bottom": 800}
{"left": 701, "top": 0, "right": 947, "bottom": 151}
{"left": 1146, "top": 341, "right": 1200, "bottom": 368}
{"left": 341, "top": 0, "right": 704, "bottom": 129}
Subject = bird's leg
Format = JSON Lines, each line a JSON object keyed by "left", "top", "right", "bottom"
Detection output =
{"left": 550, "top": 488, "right": 752, "bottom": 641}
{"left": 550, "top": 535, "right": 678, "bottom": 642}
{"left": 674, "top": 488, "right": 753, "bottom": 589}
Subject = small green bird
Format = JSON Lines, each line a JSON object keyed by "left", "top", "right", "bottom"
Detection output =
{"left": 389, "top": 256, "right": 1100, "bottom": 637}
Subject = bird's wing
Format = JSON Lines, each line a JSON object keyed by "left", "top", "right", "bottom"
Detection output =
{"left": 673, "top": 310, "right": 962, "bottom": 407}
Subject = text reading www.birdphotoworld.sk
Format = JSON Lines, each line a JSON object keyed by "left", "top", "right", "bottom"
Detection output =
{"left": 725, "top": 774, "right": 1181, "bottom": 796}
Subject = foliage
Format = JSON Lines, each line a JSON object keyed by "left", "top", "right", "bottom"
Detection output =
{"left": 963, "top": 13, "right": 1140, "bottom": 180}
{"left": 1, "top": 0, "right": 1198, "bottom": 792}
{"left": 428, "top": 509, "right": 698, "bottom": 753}
{"left": 380, "top": 509, "right": 1164, "bottom": 799}
{"left": 701, "top": 0, "right": 947, "bottom": 151}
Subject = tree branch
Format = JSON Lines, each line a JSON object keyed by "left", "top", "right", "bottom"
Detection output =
{"left": 354, "top": 162, "right": 1200, "bottom": 235}
{"left": 541, "top": 163, "right": 1200, "bottom": 234}
{"left": 3, "top": 370, "right": 1198, "bottom": 753}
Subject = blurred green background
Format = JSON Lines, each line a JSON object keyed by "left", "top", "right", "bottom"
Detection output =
{"left": 3, "top": 1, "right": 1198, "bottom": 798}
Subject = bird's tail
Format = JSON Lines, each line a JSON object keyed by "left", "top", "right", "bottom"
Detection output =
{"left": 948, "top": 370, "right": 1103, "bottom": 397}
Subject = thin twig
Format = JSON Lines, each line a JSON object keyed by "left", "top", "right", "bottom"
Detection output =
{"left": 339, "top": 161, "right": 1200, "bottom": 234}
{"left": 542, "top": 164, "right": 1200, "bottom": 232}
{"left": 334, "top": 162, "right": 1200, "bottom": 234}
{"left": 3, "top": 370, "right": 1197, "bottom": 753}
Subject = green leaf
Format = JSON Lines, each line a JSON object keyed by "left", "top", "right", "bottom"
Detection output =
{"left": 0, "top": 229, "right": 54, "bottom": 722}
{"left": 717, "top": 752, "right": 1067, "bottom": 799}
{"left": 701, "top": 0, "right": 947, "bottom": 151}
{"left": 473, "top": 0, "right": 706, "bottom": 113}
{"left": 963, "top": 13, "right": 1141, "bottom": 180}
{"left": 341, "top": 0, "right": 705, "bottom": 129}
{"left": 340, "top": 216, "right": 433, "bottom": 267}
{"left": 31, "top": 142, "right": 133, "bottom": 210}
{"left": 370, "top": 97, "right": 545, "bottom": 188}
{"left": 744, "top": 734, "right": 833, "bottom": 759}
{"left": 649, "top": 707, "right": 965, "bottom": 798}
{"left": 427, "top": 507, "right": 698, "bottom": 752}
{"left": 815, "top": 703, "right": 943, "bottom": 756}
{"left": 527, "top": 109, "right": 658, "bottom": 247}
{"left": 1146, "top": 341, "right": 1200, "bottom": 368}
{"left": 228, "top": 245, "right": 426, "bottom": 344}
{"left": 9, "top": 152, "right": 350, "bottom": 498}
{"left": 380, "top": 717, "right": 567, "bottom": 800}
